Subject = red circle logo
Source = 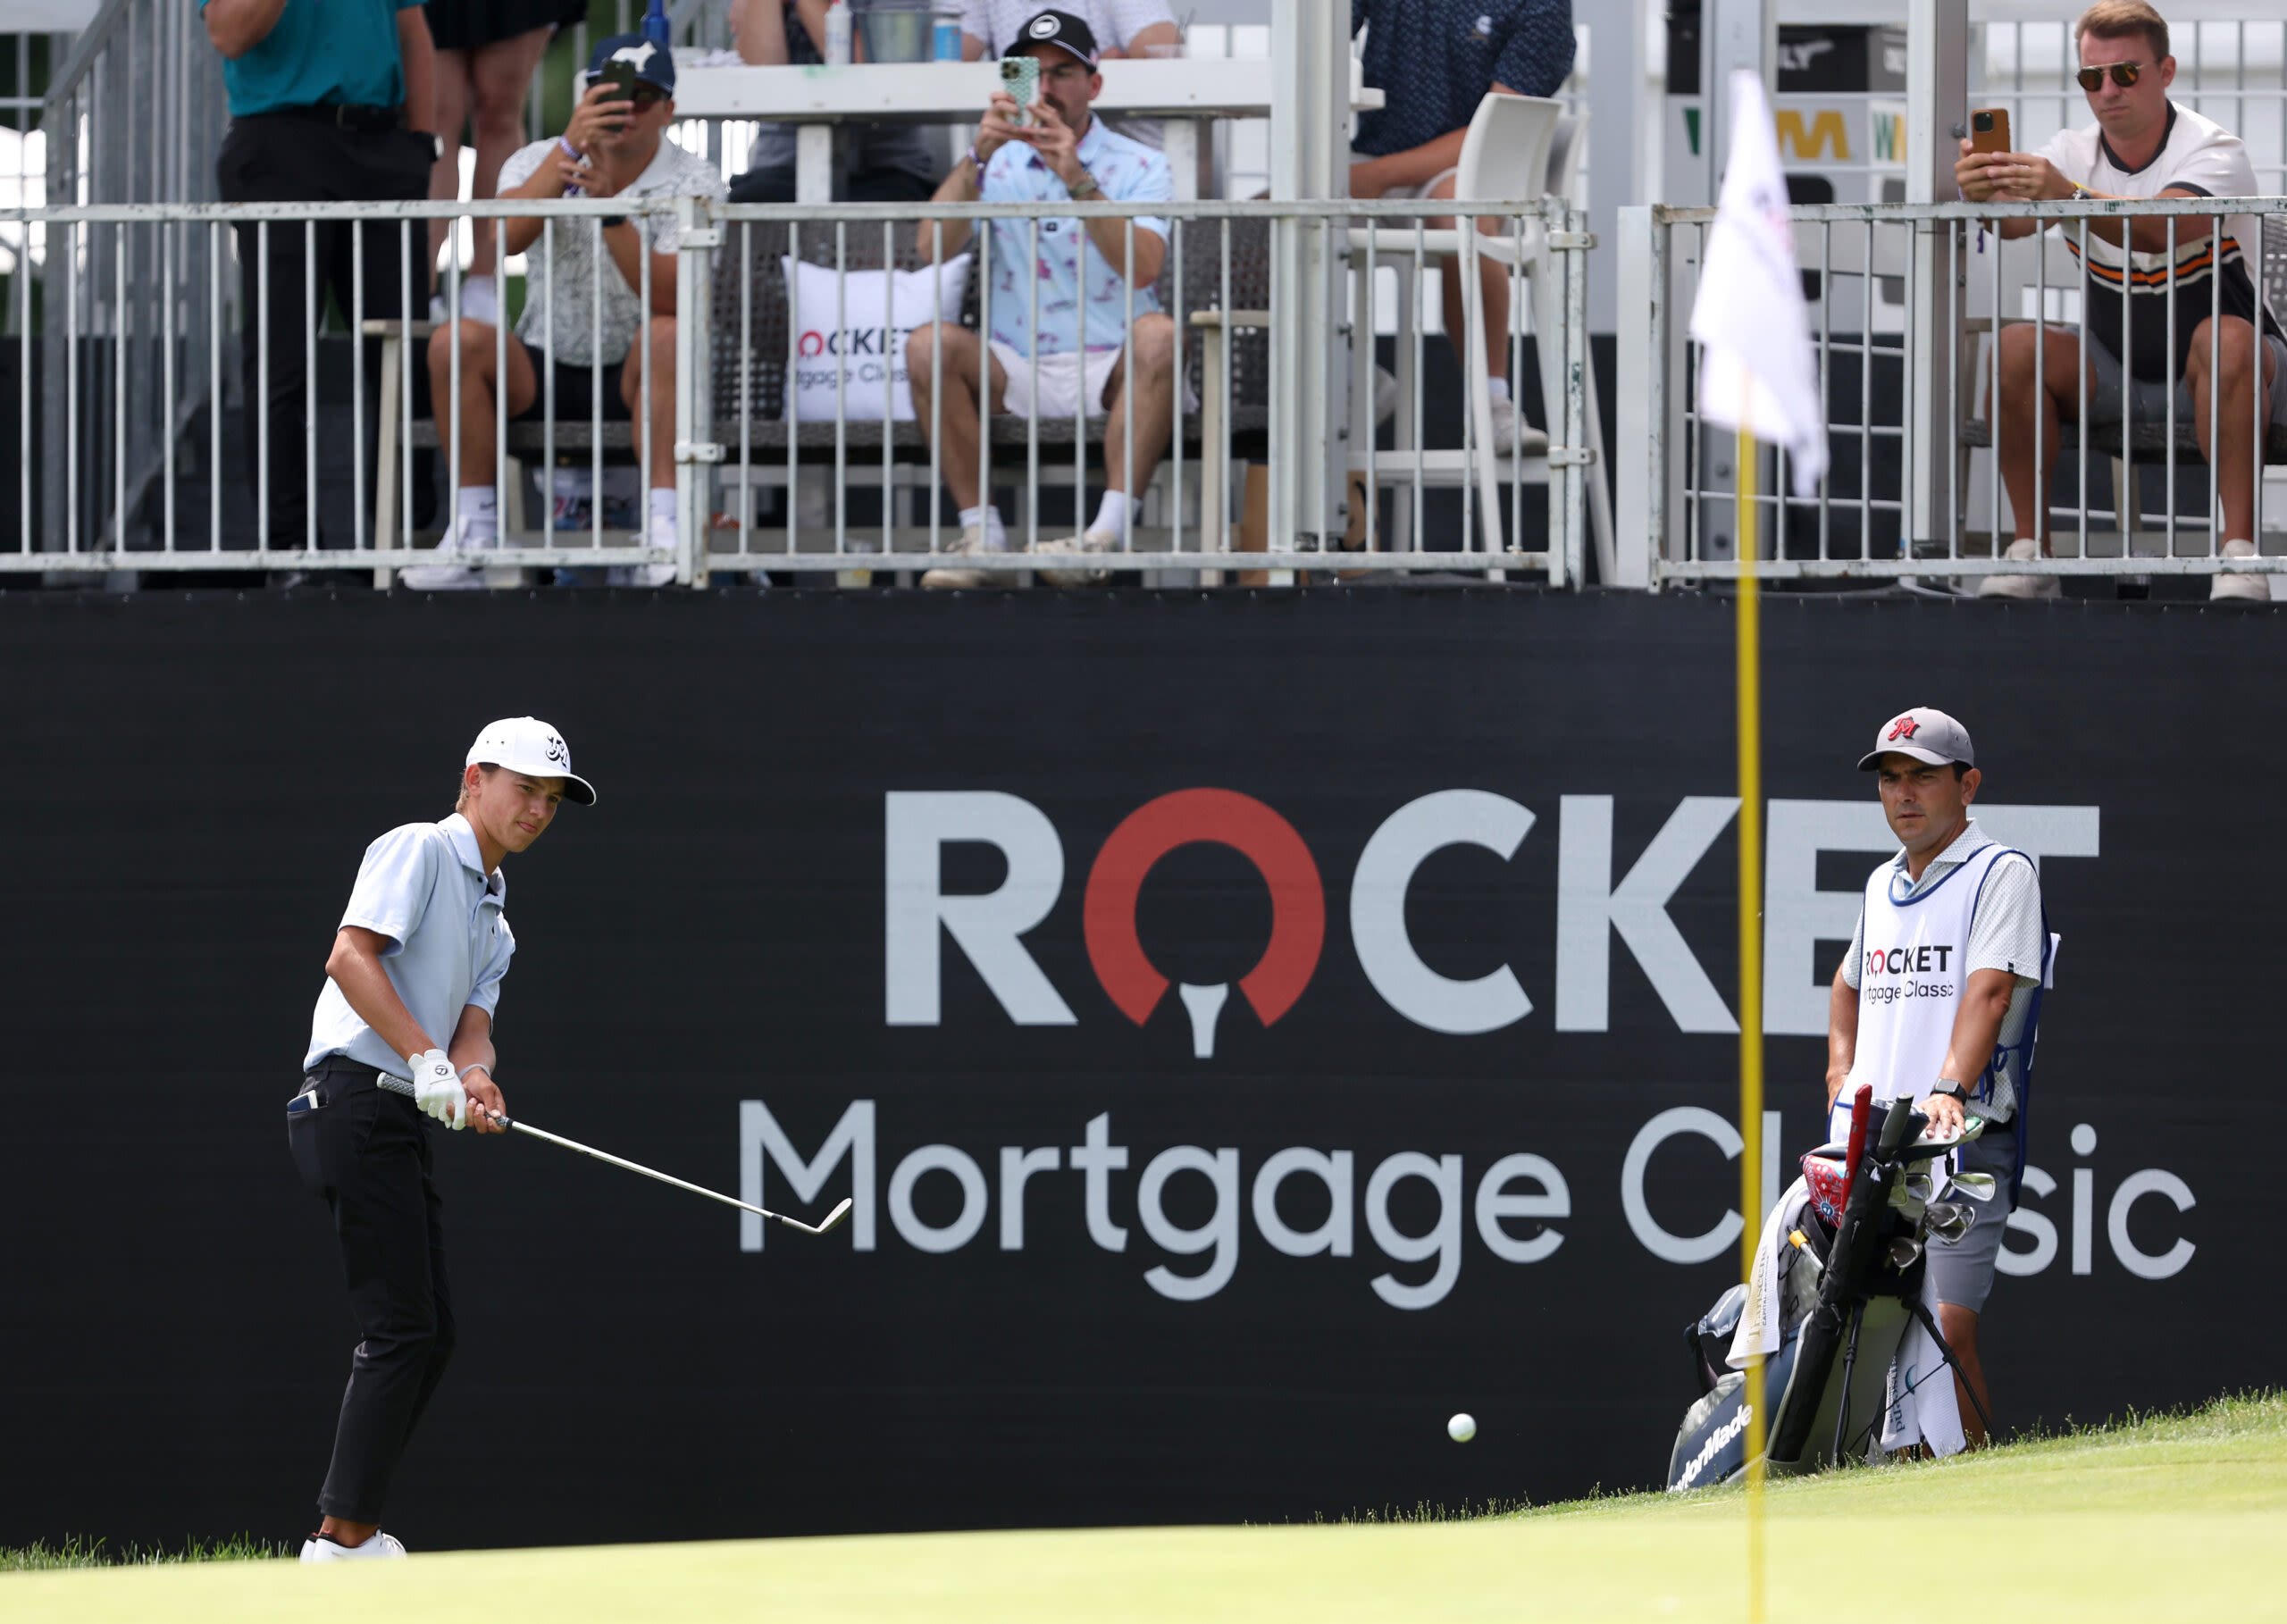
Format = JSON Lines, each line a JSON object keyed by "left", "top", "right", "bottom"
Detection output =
{"left": 1082, "top": 790, "right": 1324, "bottom": 1029}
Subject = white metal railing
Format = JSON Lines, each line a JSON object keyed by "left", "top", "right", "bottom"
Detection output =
{"left": 0, "top": 193, "right": 1595, "bottom": 587}
{"left": 1618, "top": 194, "right": 2287, "bottom": 585}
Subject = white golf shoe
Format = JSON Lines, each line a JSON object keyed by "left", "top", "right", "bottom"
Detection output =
{"left": 299, "top": 1529, "right": 407, "bottom": 1562}
{"left": 1976, "top": 537, "right": 2062, "bottom": 599}
{"left": 919, "top": 524, "right": 1007, "bottom": 590}
{"left": 2210, "top": 538, "right": 2273, "bottom": 602}
{"left": 398, "top": 511, "right": 497, "bottom": 590}
{"left": 607, "top": 506, "right": 680, "bottom": 587}
{"left": 1031, "top": 529, "right": 1116, "bottom": 588}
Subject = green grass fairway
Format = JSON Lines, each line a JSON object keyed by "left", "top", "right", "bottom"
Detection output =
{"left": 11, "top": 1395, "right": 2283, "bottom": 1623}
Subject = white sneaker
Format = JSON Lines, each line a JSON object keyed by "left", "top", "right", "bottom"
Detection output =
{"left": 607, "top": 507, "right": 680, "bottom": 587}
{"left": 298, "top": 1530, "right": 407, "bottom": 1562}
{"left": 398, "top": 511, "right": 496, "bottom": 590}
{"left": 1484, "top": 395, "right": 1550, "bottom": 456}
{"left": 1373, "top": 365, "right": 1398, "bottom": 427}
{"left": 1975, "top": 537, "right": 2061, "bottom": 599}
{"left": 920, "top": 524, "right": 1008, "bottom": 590}
{"left": 2211, "top": 538, "right": 2273, "bottom": 602}
{"left": 1031, "top": 528, "right": 1116, "bottom": 588}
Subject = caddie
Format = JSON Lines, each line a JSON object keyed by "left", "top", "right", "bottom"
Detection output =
{"left": 1823, "top": 707, "right": 2050, "bottom": 1448}
{"left": 286, "top": 716, "right": 595, "bottom": 1560}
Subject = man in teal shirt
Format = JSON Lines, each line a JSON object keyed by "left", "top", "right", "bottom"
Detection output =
{"left": 204, "top": 0, "right": 438, "bottom": 554}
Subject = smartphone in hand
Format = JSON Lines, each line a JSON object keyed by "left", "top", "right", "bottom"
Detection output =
{"left": 1970, "top": 108, "right": 2012, "bottom": 155}
{"left": 597, "top": 58, "right": 641, "bottom": 126}
{"left": 999, "top": 56, "right": 1039, "bottom": 127}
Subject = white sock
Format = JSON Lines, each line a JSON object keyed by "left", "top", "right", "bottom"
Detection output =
{"left": 1090, "top": 489, "right": 1132, "bottom": 539}
{"left": 649, "top": 488, "right": 677, "bottom": 524}
{"left": 457, "top": 487, "right": 498, "bottom": 540}
{"left": 959, "top": 504, "right": 1009, "bottom": 551}
{"left": 1486, "top": 377, "right": 1512, "bottom": 403}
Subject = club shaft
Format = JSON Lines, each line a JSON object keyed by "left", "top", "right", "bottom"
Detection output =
{"left": 377, "top": 1076, "right": 820, "bottom": 1230}
{"left": 506, "top": 1118, "right": 799, "bottom": 1222}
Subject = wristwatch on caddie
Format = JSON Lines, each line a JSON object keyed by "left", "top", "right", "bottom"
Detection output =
{"left": 1930, "top": 1079, "right": 1968, "bottom": 1102}
{"left": 1068, "top": 170, "right": 1102, "bottom": 200}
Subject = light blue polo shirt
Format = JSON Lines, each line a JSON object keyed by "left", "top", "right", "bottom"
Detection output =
{"left": 304, "top": 813, "right": 515, "bottom": 1079}
{"left": 981, "top": 115, "right": 1170, "bottom": 357}
{"left": 200, "top": 0, "right": 421, "bottom": 119}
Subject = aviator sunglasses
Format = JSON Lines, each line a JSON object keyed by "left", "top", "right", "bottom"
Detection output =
{"left": 2076, "top": 62, "right": 2143, "bottom": 91}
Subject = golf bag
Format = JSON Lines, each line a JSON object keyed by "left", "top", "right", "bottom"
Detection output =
{"left": 1665, "top": 1092, "right": 1994, "bottom": 1490}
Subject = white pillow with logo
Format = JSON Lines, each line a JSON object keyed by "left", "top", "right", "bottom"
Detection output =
{"left": 783, "top": 255, "right": 971, "bottom": 422}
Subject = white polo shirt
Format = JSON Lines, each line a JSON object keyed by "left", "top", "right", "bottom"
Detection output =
{"left": 304, "top": 813, "right": 516, "bottom": 1079}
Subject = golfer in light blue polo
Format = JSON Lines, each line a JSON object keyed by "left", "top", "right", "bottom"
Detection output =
{"left": 287, "top": 717, "right": 594, "bottom": 1561}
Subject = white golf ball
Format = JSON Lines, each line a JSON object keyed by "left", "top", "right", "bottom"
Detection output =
{"left": 1447, "top": 1412, "right": 1477, "bottom": 1443}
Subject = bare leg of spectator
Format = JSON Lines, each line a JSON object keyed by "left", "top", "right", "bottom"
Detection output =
{"left": 424, "top": 318, "right": 537, "bottom": 540}
{"left": 624, "top": 314, "right": 681, "bottom": 493}
{"left": 428, "top": 28, "right": 551, "bottom": 323}
{"left": 1991, "top": 324, "right": 2100, "bottom": 553}
{"left": 2184, "top": 314, "right": 2274, "bottom": 547}
{"left": 427, "top": 49, "right": 473, "bottom": 297}
{"left": 909, "top": 322, "right": 1011, "bottom": 587}
{"left": 1101, "top": 313, "right": 1177, "bottom": 506}
{"left": 906, "top": 322, "right": 1008, "bottom": 513}
{"left": 1426, "top": 172, "right": 1514, "bottom": 448}
{"left": 616, "top": 314, "right": 685, "bottom": 582}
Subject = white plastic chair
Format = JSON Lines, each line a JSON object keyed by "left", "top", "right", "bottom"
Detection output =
{"left": 1350, "top": 93, "right": 1613, "bottom": 569}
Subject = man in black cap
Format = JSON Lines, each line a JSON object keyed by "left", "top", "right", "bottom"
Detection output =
{"left": 907, "top": 10, "right": 1184, "bottom": 589}
{"left": 203, "top": 0, "right": 440, "bottom": 552}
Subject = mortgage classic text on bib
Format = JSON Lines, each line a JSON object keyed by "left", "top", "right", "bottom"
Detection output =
{"left": 1832, "top": 841, "right": 2021, "bottom": 1142}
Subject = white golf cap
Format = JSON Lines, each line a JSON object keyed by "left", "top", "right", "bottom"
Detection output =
{"left": 466, "top": 716, "right": 597, "bottom": 805}
{"left": 1857, "top": 707, "right": 1974, "bottom": 772}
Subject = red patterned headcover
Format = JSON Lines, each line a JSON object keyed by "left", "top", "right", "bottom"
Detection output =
{"left": 1803, "top": 1154, "right": 1851, "bottom": 1227}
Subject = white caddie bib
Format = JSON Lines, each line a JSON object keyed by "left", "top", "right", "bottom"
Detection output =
{"left": 1830, "top": 839, "right": 2018, "bottom": 1143}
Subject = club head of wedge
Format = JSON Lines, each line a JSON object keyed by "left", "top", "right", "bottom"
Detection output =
{"left": 1924, "top": 1201, "right": 1974, "bottom": 1243}
{"left": 1950, "top": 1172, "right": 1998, "bottom": 1201}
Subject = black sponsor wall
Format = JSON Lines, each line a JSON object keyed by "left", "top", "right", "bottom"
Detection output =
{"left": 0, "top": 588, "right": 2276, "bottom": 1550}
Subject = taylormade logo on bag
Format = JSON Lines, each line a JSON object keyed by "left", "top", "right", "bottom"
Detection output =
{"left": 1671, "top": 1402, "right": 1753, "bottom": 1491}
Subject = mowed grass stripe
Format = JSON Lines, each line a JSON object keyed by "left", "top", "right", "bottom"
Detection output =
{"left": 7, "top": 1394, "right": 2281, "bottom": 1624}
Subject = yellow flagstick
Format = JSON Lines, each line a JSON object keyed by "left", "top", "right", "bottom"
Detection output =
{"left": 1737, "top": 425, "right": 1767, "bottom": 1624}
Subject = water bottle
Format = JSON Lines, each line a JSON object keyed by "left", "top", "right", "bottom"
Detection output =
{"left": 641, "top": 0, "right": 671, "bottom": 52}
{"left": 934, "top": 12, "right": 961, "bottom": 60}
{"left": 823, "top": 0, "right": 852, "bottom": 65}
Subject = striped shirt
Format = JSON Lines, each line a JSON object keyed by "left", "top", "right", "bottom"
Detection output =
{"left": 2031, "top": 103, "right": 2281, "bottom": 381}
{"left": 1841, "top": 820, "right": 2044, "bottom": 1120}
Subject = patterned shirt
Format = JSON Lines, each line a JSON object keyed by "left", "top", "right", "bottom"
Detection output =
{"left": 980, "top": 115, "right": 1169, "bottom": 357}
{"left": 497, "top": 134, "right": 727, "bottom": 367}
{"left": 1841, "top": 819, "right": 2046, "bottom": 1120}
{"left": 1350, "top": 0, "right": 1577, "bottom": 159}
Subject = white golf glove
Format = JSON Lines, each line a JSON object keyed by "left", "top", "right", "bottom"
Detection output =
{"left": 409, "top": 1049, "right": 468, "bottom": 1131}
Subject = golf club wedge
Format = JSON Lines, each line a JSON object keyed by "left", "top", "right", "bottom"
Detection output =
{"left": 377, "top": 1077, "right": 852, "bottom": 1236}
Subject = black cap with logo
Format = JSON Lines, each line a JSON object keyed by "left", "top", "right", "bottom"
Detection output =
{"left": 1010, "top": 9, "right": 1100, "bottom": 66}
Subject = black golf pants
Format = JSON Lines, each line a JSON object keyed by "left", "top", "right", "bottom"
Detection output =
{"left": 215, "top": 115, "right": 434, "bottom": 549}
{"left": 289, "top": 1059, "right": 456, "bottom": 1525}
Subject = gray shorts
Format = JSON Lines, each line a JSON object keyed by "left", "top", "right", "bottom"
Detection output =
{"left": 2065, "top": 326, "right": 2287, "bottom": 430}
{"left": 1925, "top": 1126, "right": 2015, "bottom": 1314}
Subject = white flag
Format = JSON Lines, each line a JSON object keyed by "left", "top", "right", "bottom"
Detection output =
{"left": 1689, "top": 71, "right": 1828, "bottom": 496}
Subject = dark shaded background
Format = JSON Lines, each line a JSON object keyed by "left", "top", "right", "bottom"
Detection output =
{"left": 0, "top": 586, "right": 2274, "bottom": 1550}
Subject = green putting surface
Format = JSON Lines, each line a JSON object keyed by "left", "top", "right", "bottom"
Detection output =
{"left": 10, "top": 1395, "right": 2283, "bottom": 1623}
